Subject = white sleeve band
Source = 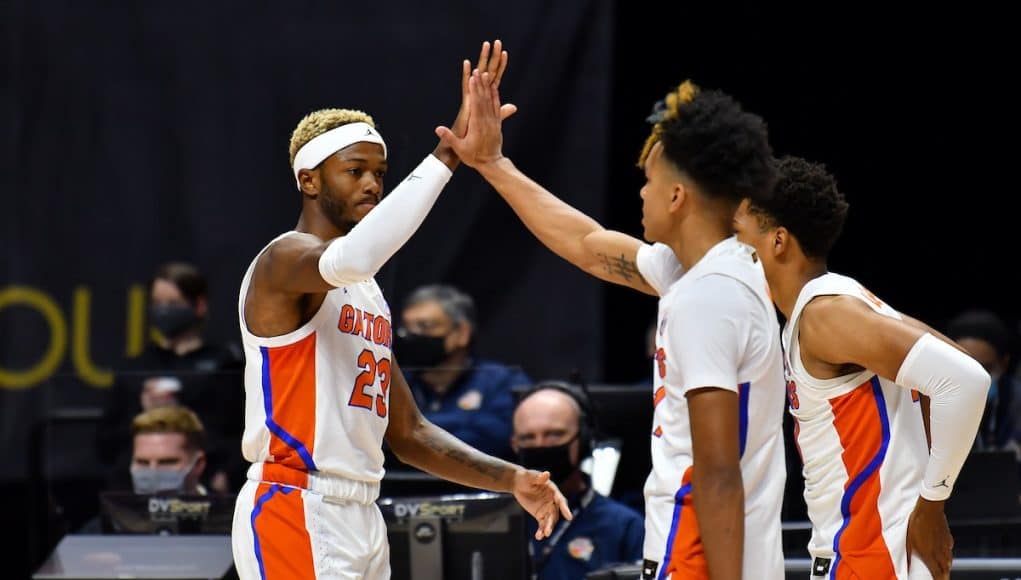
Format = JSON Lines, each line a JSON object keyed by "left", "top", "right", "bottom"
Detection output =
{"left": 636, "top": 243, "right": 684, "bottom": 297}
{"left": 635, "top": 244, "right": 663, "bottom": 296}
{"left": 317, "top": 154, "right": 453, "bottom": 287}
{"left": 894, "top": 332, "right": 990, "bottom": 501}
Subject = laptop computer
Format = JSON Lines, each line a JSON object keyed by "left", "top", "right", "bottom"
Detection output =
{"left": 33, "top": 535, "right": 235, "bottom": 580}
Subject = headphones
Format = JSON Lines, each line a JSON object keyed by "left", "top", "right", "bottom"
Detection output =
{"left": 518, "top": 379, "right": 598, "bottom": 460}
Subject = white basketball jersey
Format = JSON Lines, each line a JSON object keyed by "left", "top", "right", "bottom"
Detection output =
{"left": 637, "top": 237, "right": 786, "bottom": 579}
{"left": 783, "top": 273, "right": 928, "bottom": 578}
{"left": 237, "top": 232, "right": 394, "bottom": 488}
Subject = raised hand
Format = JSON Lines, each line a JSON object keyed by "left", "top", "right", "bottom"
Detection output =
{"left": 906, "top": 497, "right": 953, "bottom": 580}
{"left": 511, "top": 469, "right": 573, "bottom": 540}
{"left": 435, "top": 70, "right": 506, "bottom": 168}
{"left": 449, "top": 40, "right": 516, "bottom": 138}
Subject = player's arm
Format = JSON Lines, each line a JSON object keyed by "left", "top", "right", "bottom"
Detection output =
{"left": 898, "top": 312, "right": 972, "bottom": 450}
{"left": 483, "top": 159, "right": 658, "bottom": 296}
{"left": 259, "top": 151, "right": 454, "bottom": 294}
{"left": 799, "top": 295, "right": 989, "bottom": 492}
{"left": 899, "top": 312, "right": 973, "bottom": 355}
{"left": 258, "top": 42, "right": 515, "bottom": 295}
{"left": 436, "top": 70, "right": 657, "bottom": 296}
{"left": 799, "top": 296, "right": 989, "bottom": 579}
{"left": 385, "top": 358, "right": 571, "bottom": 539}
{"left": 688, "top": 387, "right": 744, "bottom": 580}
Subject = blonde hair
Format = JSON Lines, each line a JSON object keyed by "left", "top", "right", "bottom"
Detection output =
{"left": 131, "top": 405, "right": 205, "bottom": 452}
{"left": 637, "top": 80, "right": 700, "bottom": 168}
{"left": 288, "top": 108, "right": 376, "bottom": 167}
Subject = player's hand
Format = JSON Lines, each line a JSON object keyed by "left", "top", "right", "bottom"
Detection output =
{"left": 906, "top": 497, "right": 953, "bottom": 580}
{"left": 510, "top": 469, "right": 572, "bottom": 540}
{"left": 448, "top": 40, "right": 517, "bottom": 139}
{"left": 436, "top": 70, "right": 507, "bottom": 168}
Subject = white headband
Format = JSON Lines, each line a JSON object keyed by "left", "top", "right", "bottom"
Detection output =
{"left": 292, "top": 122, "right": 388, "bottom": 189}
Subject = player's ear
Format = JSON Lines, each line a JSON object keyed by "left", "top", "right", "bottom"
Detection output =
{"left": 773, "top": 227, "right": 790, "bottom": 257}
{"left": 298, "top": 168, "right": 321, "bottom": 198}
{"left": 668, "top": 181, "right": 686, "bottom": 213}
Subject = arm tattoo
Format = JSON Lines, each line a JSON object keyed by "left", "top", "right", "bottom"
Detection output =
{"left": 597, "top": 252, "right": 644, "bottom": 283}
{"left": 422, "top": 427, "right": 508, "bottom": 482}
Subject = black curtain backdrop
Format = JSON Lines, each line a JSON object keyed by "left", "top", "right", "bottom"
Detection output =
{"left": 2, "top": 4, "right": 614, "bottom": 573}
{"left": 1, "top": 1, "right": 613, "bottom": 478}
{"left": 604, "top": 2, "right": 1016, "bottom": 384}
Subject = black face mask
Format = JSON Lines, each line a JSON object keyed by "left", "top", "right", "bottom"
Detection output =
{"left": 150, "top": 304, "right": 198, "bottom": 340}
{"left": 393, "top": 328, "right": 449, "bottom": 369}
{"left": 517, "top": 435, "right": 578, "bottom": 486}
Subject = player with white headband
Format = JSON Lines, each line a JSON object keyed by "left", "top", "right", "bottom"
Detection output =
{"left": 231, "top": 40, "right": 570, "bottom": 580}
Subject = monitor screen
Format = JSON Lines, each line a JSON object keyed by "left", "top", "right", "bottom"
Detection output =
{"left": 379, "top": 492, "right": 529, "bottom": 580}
{"left": 99, "top": 492, "right": 236, "bottom": 535}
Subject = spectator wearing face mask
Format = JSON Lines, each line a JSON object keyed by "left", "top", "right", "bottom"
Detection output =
{"left": 946, "top": 309, "right": 1020, "bottom": 454}
{"left": 97, "top": 262, "right": 243, "bottom": 494}
{"left": 128, "top": 405, "right": 208, "bottom": 495}
{"left": 512, "top": 382, "right": 644, "bottom": 580}
{"left": 394, "top": 284, "right": 531, "bottom": 460}
{"left": 78, "top": 406, "right": 209, "bottom": 534}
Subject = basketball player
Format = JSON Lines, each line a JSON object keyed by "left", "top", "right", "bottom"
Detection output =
{"left": 437, "top": 74, "right": 785, "bottom": 579}
{"left": 230, "top": 42, "right": 570, "bottom": 579}
{"left": 733, "top": 156, "right": 989, "bottom": 579}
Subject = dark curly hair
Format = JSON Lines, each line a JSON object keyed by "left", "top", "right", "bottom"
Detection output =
{"left": 639, "top": 81, "right": 776, "bottom": 204}
{"left": 748, "top": 156, "right": 848, "bottom": 260}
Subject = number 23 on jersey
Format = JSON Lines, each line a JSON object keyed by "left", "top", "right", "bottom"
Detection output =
{"left": 347, "top": 349, "right": 391, "bottom": 418}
